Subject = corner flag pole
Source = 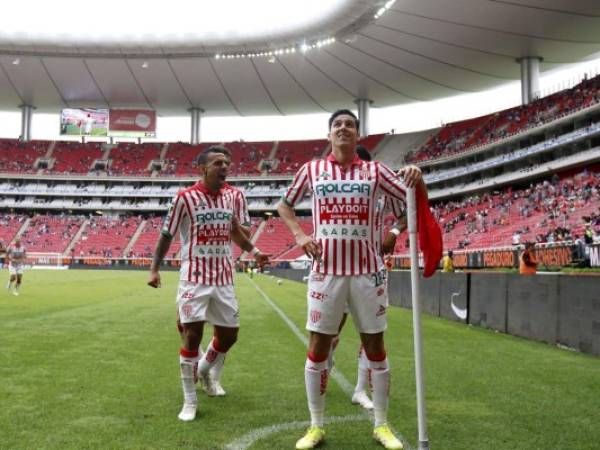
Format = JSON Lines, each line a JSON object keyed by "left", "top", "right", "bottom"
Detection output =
{"left": 406, "top": 187, "right": 430, "bottom": 450}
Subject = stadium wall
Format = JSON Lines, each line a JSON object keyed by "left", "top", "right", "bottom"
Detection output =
{"left": 269, "top": 269, "right": 600, "bottom": 357}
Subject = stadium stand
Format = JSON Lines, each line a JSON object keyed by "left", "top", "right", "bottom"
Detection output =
{"left": 0, "top": 139, "right": 49, "bottom": 173}
{"left": 390, "top": 168, "right": 600, "bottom": 254}
{"left": 251, "top": 217, "right": 314, "bottom": 260}
{"left": 162, "top": 143, "right": 214, "bottom": 176}
{"left": 19, "top": 215, "right": 83, "bottom": 253}
{"left": 72, "top": 216, "right": 140, "bottom": 257}
{"left": 109, "top": 143, "right": 161, "bottom": 176}
{"left": 0, "top": 213, "right": 27, "bottom": 246}
{"left": 0, "top": 74, "right": 598, "bottom": 263}
{"left": 407, "top": 75, "right": 600, "bottom": 164}
{"left": 226, "top": 141, "right": 273, "bottom": 176}
{"left": 275, "top": 139, "right": 328, "bottom": 174}
{"left": 49, "top": 142, "right": 103, "bottom": 174}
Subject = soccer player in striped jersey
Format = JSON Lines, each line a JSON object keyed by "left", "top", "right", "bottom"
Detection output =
{"left": 148, "top": 145, "right": 268, "bottom": 422}
{"left": 278, "top": 110, "right": 426, "bottom": 450}
{"left": 6, "top": 239, "right": 26, "bottom": 296}
{"left": 326, "top": 145, "right": 406, "bottom": 412}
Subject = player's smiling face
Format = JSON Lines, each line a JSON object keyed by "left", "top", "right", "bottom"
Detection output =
{"left": 202, "top": 152, "right": 231, "bottom": 191}
{"left": 328, "top": 114, "right": 358, "bottom": 150}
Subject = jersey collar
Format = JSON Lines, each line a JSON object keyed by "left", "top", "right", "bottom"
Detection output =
{"left": 326, "top": 152, "right": 363, "bottom": 168}
{"left": 194, "top": 181, "right": 223, "bottom": 197}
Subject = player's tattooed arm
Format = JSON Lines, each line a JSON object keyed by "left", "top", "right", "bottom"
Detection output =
{"left": 148, "top": 233, "right": 172, "bottom": 288}
{"left": 277, "top": 200, "right": 321, "bottom": 260}
{"left": 231, "top": 219, "right": 269, "bottom": 267}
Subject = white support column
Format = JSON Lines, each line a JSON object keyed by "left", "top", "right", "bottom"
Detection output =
{"left": 189, "top": 107, "right": 204, "bottom": 145}
{"left": 354, "top": 98, "right": 372, "bottom": 137}
{"left": 19, "top": 104, "right": 35, "bottom": 142}
{"left": 517, "top": 57, "right": 543, "bottom": 105}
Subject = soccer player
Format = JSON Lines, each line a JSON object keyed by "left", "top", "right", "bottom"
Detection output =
{"left": 327, "top": 145, "right": 406, "bottom": 412}
{"left": 278, "top": 109, "right": 426, "bottom": 450}
{"left": 174, "top": 218, "right": 252, "bottom": 397}
{"left": 148, "top": 145, "right": 268, "bottom": 422}
{"left": 6, "top": 239, "right": 26, "bottom": 296}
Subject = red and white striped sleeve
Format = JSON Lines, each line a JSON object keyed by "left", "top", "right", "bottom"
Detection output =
{"left": 385, "top": 196, "right": 405, "bottom": 221}
{"left": 376, "top": 162, "right": 407, "bottom": 203}
{"left": 234, "top": 190, "right": 251, "bottom": 226}
{"left": 161, "top": 192, "right": 187, "bottom": 238}
{"left": 282, "top": 162, "right": 311, "bottom": 207}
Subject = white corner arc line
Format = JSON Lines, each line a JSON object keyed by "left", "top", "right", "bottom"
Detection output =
{"left": 223, "top": 414, "right": 365, "bottom": 450}
{"left": 241, "top": 275, "right": 413, "bottom": 450}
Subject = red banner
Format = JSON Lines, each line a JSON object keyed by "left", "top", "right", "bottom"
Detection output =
{"left": 109, "top": 109, "right": 156, "bottom": 137}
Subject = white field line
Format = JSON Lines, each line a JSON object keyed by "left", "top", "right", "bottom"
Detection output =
{"left": 229, "top": 275, "right": 413, "bottom": 450}
{"left": 223, "top": 414, "right": 365, "bottom": 450}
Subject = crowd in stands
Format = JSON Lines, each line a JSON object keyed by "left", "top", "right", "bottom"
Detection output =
{"left": 48, "top": 142, "right": 103, "bottom": 174}
{"left": 0, "top": 134, "right": 386, "bottom": 177}
{"left": 0, "top": 213, "right": 27, "bottom": 246}
{"left": 276, "top": 139, "right": 327, "bottom": 174}
{"left": 19, "top": 215, "right": 83, "bottom": 253}
{"left": 108, "top": 143, "right": 161, "bottom": 176}
{"left": 1, "top": 165, "right": 598, "bottom": 260}
{"left": 425, "top": 168, "right": 600, "bottom": 251}
{"left": 407, "top": 74, "right": 600, "bottom": 163}
{"left": 72, "top": 216, "right": 139, "bottom": 257}
{"left": 0, "top": 139, "right": 48, "bottom": 173}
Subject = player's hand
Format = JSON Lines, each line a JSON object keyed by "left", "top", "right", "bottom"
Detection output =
{"left": 398, "top": 165, "right": 423, "bottom": 188}
{"left": 296, "top": 234, "right": 321, "bottom": 260}
{"left": 254, "top": 252, "right": 270, "bottom": 268}
{"left": 382, "top": 233, "right": 397, "bottom": 255}
{"left": 147, "top": 271, "right": 161, "bottom": 288}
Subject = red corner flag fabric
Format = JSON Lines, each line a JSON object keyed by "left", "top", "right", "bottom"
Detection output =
{"left": 416, "top": 187, "right": 443, "bottom": 278}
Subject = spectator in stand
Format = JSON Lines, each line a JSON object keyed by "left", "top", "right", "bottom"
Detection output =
{"left": 519, "top": 242, "right": 538, "bottom": 275}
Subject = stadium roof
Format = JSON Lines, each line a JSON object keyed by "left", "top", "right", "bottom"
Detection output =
{"left": 0, "top": 0, "right": 599, "bottom": 116}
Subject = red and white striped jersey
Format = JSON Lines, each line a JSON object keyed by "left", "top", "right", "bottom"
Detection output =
{"left": 162, "top": 182, "right": 250, "bottom": 285}
{"left": 7, "top": 244, "right": 26, "bottom": 265}
{"left": 283, "top": 153, "right": 406, "bottom": 276}
{"left": 374, "top": 196, "right": 404, "bottom": 255}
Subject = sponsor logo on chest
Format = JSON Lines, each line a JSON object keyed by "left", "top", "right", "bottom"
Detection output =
{"left": 195, "top": 207, "right": 233, "bottom": 225}
{"left": 314, "top": 180, "right": 372, "bottom": 199}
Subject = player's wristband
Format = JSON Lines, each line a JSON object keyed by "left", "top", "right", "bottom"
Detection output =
{"left": 390, "top": 227, "right": 401, "bottom": 236}
{"left": 251, "top": 247, "right": 261, "bottom": 256}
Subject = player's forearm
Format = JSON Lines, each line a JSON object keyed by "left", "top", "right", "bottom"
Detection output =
{"left": 231, "top": 223, "right": 255, "bottom": 253}
{"left": 150, "top": 234, "right": 172, "bottom": 272}
{"left": 277, "top": 201, "right": 305, "bottom": 238}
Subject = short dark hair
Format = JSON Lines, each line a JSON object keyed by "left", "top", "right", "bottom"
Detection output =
{"left": 447, "top": 250, "right": 453, "bottom": 258}
{"left": 356, "top": 145, "right": 371, "bottom": 162}
{"left": 196, "top": 145, "right": 231, "bottom": 166}
{"left": 328, "top": 109, "right": 359, "bottom": 132}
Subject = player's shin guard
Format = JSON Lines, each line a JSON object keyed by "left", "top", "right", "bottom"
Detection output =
{"left": 197, "top": 338, "right": 227, "bottom": 376}
{"left": 180, "top": 348, "right": 199, "bottom": 405}
{"left": 367, "top": 353, "right": 390, "bottom": 427}
{"left": 305, "top": 352, "right": 329, "bottom": 428}
{"left": 355, "top": 345, "right": 369, "bottom": 393}
{"left": 327, "top": 335, "right": 340, "bottom": 371}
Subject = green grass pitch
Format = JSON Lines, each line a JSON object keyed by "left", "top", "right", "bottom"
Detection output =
{"left": 1, "top": 269, "right": 599, "bottom": 449}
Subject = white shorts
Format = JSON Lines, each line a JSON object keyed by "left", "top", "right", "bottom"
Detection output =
{"left": 306, "top": 270, "right": 389, "bottom": 335}
{"left": 9, "top": 264, "right": 23, "bottom": 275}
{"left": 176, "top": 281, "right": 239, "bottom": 328}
